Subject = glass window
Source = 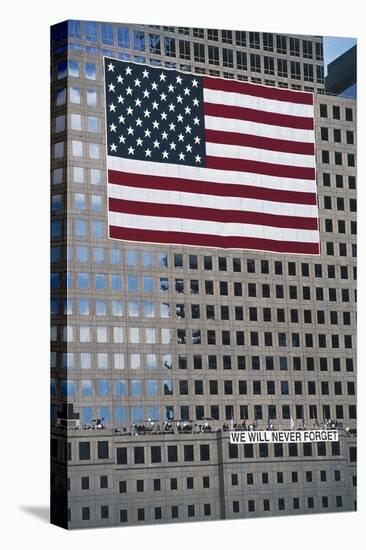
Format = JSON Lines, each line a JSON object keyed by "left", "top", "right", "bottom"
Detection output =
{"left": 86, "top": 89, "right": 97, "bottom": 107}
{"left": 85, "top": 21, "right": 98, "bottom": 42}
{"left": 98, "top": 379, "right": 109, "bottom": 396}
{"left": 130, "top": 354, "right": 141, "bottom": 369}
{"left": 134, "top": 30, "right": 145, "bottom": 51}
{"left": 80, "top": 353, "right": 91, "bottom": 369}
{"left": 117, "top": 26, "right": 130, "bottom": 48}
{"left": 87, "top": 117, "right": 99, "bottom": 133}
{"left": 68, "top": 60, "right": 79, "bottom": 77}
{"left": 92, "top": 221, "right": 104, "bottom": 239}
{"left": 97, "top": 353, "right": 108, "bottom": 369}
{"left": 56, "top": 88, "right": 66, "bottom": 107}
{"left": 81, "top": 379, "right": 93, "bottom": 397}
{"left": 90, "top": 169, "right": 101, "bottom": 185}
{"left": 69, "top": 87, "right": 80, "bottom": 104}
{"left": 79, "top": 326, "right": 90, "bottom": 342}
{"left": 70, "top": 113, "right": 82, "bottom": 131}
{"left": 53, "top": 142, "right": 64, "bottom": 159}
{"left": 101, "top": 23, "right": 114, "bottom": 45}
{"left": 95, "top": 247, "right": 105, "bottom": 264}
{"left": 89, "top": 143, "right": 100, "bottom": 159}
{"left": 85, "top": 63, "right": 96, "bottom": 80}
{"left": 54, "top": 115, "right": 65, "bottom": 133}
{"left": 114, "top": 354, "right": 125, "bottom": 369}
{"left": 72, "top": 140, "right": 83, "bottom": 157}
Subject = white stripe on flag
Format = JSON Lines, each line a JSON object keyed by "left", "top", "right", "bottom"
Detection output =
{"left": 108, "top": 184, "right": 318, "bottom": 218}
{"left": 109, "top": 212, "right": 320, "bottom": 243}
{"left": 203, "top": 88, "right": 314, "bottom": 118}
{"left": 204, "top": 115, "right": 315, "bottom": 143}
{"left": 206, "top": 142, "right": 315, "bottom": 168}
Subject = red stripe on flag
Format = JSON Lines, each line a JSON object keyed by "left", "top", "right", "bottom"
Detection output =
{"left": 204, "top": 102, "right": 314, "bottom": 130}
{"left": 205, "top": 128, "right": 314, "bottom": 155}
{"left": 109, "top": 226, "right": 320, "bottom": 254}
{"left": 206, "top": 156, "right": 316, "bottom": 180}
{"left": 108, "top": 170, "right": 317, "bottom": 205}
{"left": 109, "top": 198, "right": 318, "bottom": 230}
{"left": 203, "top": 76, "right": 314, "bottom": 105}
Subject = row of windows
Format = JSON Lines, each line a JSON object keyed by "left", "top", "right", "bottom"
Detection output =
{"left": 51, "top": 289, "right": 356, "bottom": 318}
{"left": 75, "top": 502, "right": 214, "bottom": 522}
{"left": 52, "top": 194, "right": 103, "bottom": 213}
{"left": 51, "top": 238, "right": 357, "bottom": 280}
{"left": 53, "top": 272, "right": 357, "bottom": 299}
{"left": 53, "top": 277, "right": 356, "bottom": 300}
{"left": 320, "top": 150, "right": 355, "bottom": 167}
{"left": 51, "top": 244, "right": 356, "bottom": 276}
{"left": 319, "top": 103, "right": 354, "bottom": 121}
{"left": 52, "top": 401, "right": 356, "bottom": 425}
{"left": 68, "top": 440, "right": 346, "bottom": 464}
{"left": 53, "top": 113, "right": 101, "bottom": 134}
{"left": 231, "top": 469, "right": 343, "bottom": 485}
{"left": 50, "top": 320, "right": 355, "bottom": 351}
{"left": 53, "top": 377, "right": 355, "bottom": 399}
{"left": 321, "top": 173, "right": 356, "bottom": 189}
{"left": 323, "top": 219, "right": 356, "bottom": 236}
{"left": 51, "top": 350, "right": 354, "bottom": 373}
{"left": 52, "top": 166, "right": 102, "bottom": 186}
{"left": 51, "top": 265, "right": 357, "bottom": 293}
{"left": 71, "top": 492, "right": 343, "bottom": 523}
{"left": 51, "top": 310, "right": 351, "bottom": 347}
{"left": 55, "top": 55, "right": 324, "bottom": 84}
{"left": 65, "top": 468, "right": 343, "bottom": 494}
{"left": 53, "top": 140, "right": 102, "bottom": 161}
{"left": 320, "top": 127, "right": 354, "bottom": 144}
{"left": 54, "top": 86, "right": 98, "bottom": 108}
{"left": 53, "top": 46, "right": 324, "bottom": 90}
{"left": 55, "top": 22, "right": 323, "bottom": 60}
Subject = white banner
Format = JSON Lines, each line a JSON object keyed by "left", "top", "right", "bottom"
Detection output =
{"left": 229, "top": 430, "right": 339, "bottom": 444}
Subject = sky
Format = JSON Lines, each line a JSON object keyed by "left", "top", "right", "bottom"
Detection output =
{"left": 323, "top": 36, "right": 357, "bottom": 75}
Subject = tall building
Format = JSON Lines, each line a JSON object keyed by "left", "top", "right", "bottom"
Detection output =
{"left": 325, "top": 44, "right": 356, "bottom": 98}
{"left": 50, "top": 21, "right": 357, "bottom": 529}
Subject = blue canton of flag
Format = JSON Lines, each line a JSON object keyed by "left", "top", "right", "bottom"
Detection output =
{"left": 105, "top": 58, "right": 206, "bottom": 166}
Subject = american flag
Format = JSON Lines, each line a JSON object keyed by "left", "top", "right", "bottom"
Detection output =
{"left": 104, "top": 57, "right": 319, "bottom": 254}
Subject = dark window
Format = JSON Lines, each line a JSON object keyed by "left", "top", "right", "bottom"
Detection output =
{"left": 320, "top": 104, "right": 328, "bottom": 117}
{"left": 151, "top": 446, "right": 161, "bottom": 463}
{"left": 82, "top": 507, "right": 90, "bottom": 520}
{"left": 120, "top": 509, "right": 128, "bottom": 523}
{"left": 345, "top": 107, "right": 353, "bottom": 121}
{"left": 184, "top": 445, "right": 194, "bottom": 462}
{"left": 200, "top": 444, "right": 210, "bottom": 461}
{"left": 333, "top": 105, "right": 340, "bottom": 119}
{"left": 229, "top": 443, "right": 239, "bottom": 459}
{"left": 116, "top": 447, "right": 127, "bottom": 464}
{"left": 81, "top": 477, "right": 89, "bottom": 490}
{"left": 97, "top": 441, "right": 108, "bottom": 459}
{"left": 321, "top": 127, "right": 328, "bottom": 140}
{"left": 79, "top": 442, "right": 90, "bottom": 460}
{"left": 134, "top": 447, "right": 144, "bottom": 464}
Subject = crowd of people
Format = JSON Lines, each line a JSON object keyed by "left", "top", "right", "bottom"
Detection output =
{"left": 69, "top": 418, "right": 355, "bottom": 437}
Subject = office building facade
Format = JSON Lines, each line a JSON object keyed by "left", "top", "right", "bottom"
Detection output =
{"left": 50, "top": 21, "right": 357, "bottom": 528}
